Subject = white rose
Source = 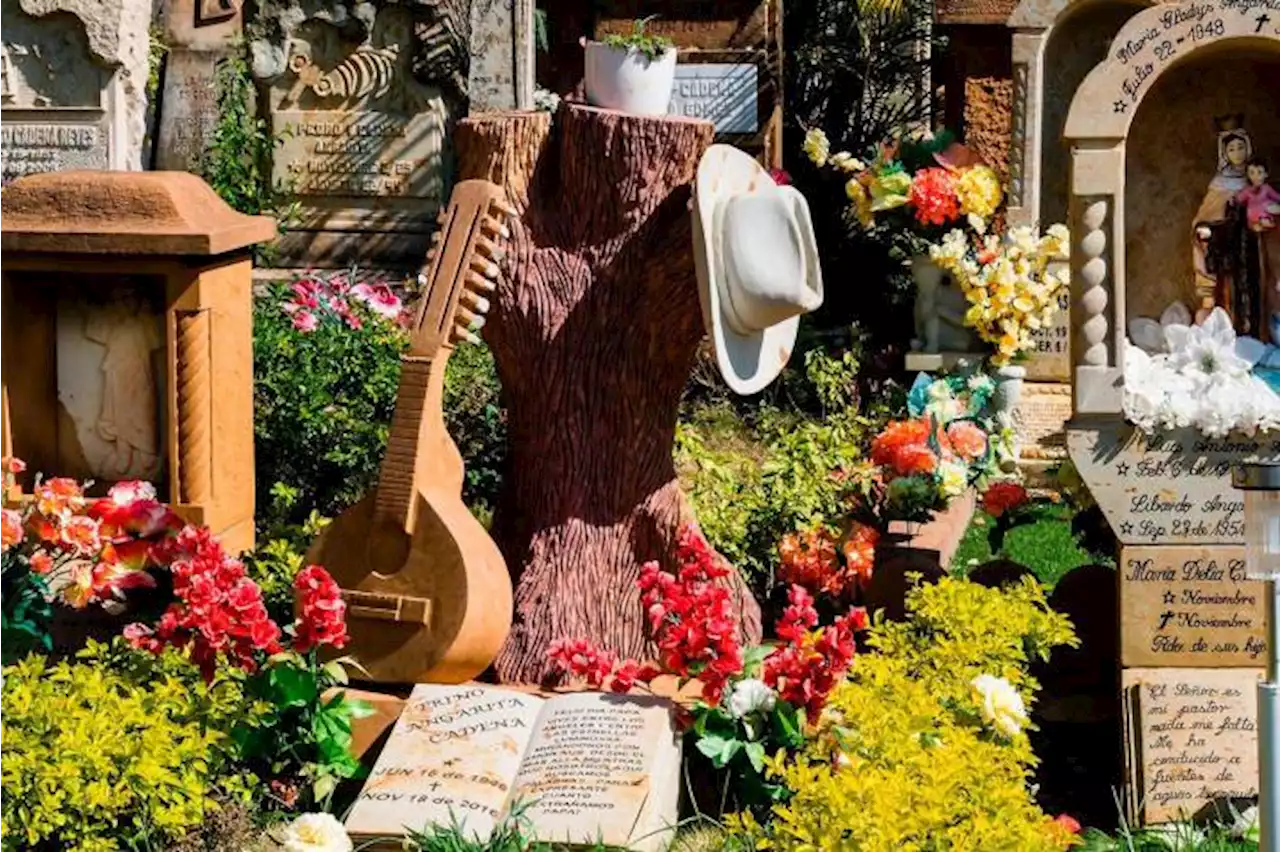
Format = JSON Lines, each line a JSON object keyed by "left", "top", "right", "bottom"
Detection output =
{"left": 728, "top": 679, "right": 776, "bottom": 718}
{"left": 270, "top": 813, "right": 353, "bottom": 852}
{"left": 970, "top": 674, "right": 1028, "bottom": 738}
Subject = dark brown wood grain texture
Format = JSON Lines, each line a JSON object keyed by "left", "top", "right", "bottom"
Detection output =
{"left": 456, "top": 105, "right": 763, "bottom": 684}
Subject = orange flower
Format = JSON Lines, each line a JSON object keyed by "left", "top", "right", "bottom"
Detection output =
{"left": 894, "top": 444, "right": 939, "bottom": 476}
{"left": 59, "top": 515, "right": 102, "bottom": 556}
{"left": 62, "top": 560, "right": 96, "bottom": 609}
{"left": 1, "top": 508, "right": 22, "bottom": 551}
{"left": 34, "top": 477, "right": 85, "bottom": 518}
{"left": 946, "top": 421, "right": 988, "bottom": 460}
{"left": 870, "top": 419, "right": 932, "bottom": 466}
{"left": 841, "top": 522, "right": 879, "bottom": 587}
{"left": 30, "top": 551, "right": 53, "bottom": 575}
{"left": 779, "top": 528, "right": 846, "bottom": 598}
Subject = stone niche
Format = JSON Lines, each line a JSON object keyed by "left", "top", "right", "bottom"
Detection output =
{"left": 0, "top": 171, "right": 276, "bottom": 554}
{"left": 0, "top": 0, "right": 151, "bottom": 181}
{"left": 250, "top": 0, "right": 471, "bottom": 269}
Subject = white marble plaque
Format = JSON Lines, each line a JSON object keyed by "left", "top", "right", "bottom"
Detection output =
{"left": 1067, "top": 421, "right": 1280, "bottom": 545}
{"left": 667, "top": 63, "right": 758, "bottom": 134}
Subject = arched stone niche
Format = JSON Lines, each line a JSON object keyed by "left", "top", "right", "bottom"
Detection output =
{"left": 1062, "top": 3, "right": 1280, "bottom": 414}
{"left": 1004, "top": 0, "right": 1154, "bottom": 229}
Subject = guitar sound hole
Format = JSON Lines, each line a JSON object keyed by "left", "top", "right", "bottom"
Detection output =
{"left": 365, "top": 529, "right": 412, "bottom": 579}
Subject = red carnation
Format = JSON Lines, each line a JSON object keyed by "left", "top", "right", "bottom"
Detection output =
{"left": 982, "top": 481, "right": 1030, "bottom": 518}
{"left": 292, "top": 565, "right": 349, "bottom": 653}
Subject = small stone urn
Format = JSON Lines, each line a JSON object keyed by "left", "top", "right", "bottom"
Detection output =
{"left": 991, "top": 363, "right": 1027, "bottom": 417}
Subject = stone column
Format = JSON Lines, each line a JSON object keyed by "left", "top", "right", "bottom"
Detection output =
{"left": 1006, "top": 29, "right": 1048, "bottom": 229}
{"left": 1069, "top": 142, "right": 1126, "bottom": 415}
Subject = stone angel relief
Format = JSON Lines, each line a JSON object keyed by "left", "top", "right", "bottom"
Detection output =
{"left": 57, "top": 288, "right": 164, "bottom": 483}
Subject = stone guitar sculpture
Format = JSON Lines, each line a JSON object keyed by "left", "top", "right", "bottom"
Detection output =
{"left": 307, "top": 180, "right": 515, "bottom": 683}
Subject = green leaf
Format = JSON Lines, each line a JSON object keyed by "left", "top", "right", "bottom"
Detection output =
{"left": 346, "top": 698, "right": 375, "bottom": 720}
{"left": 772, "top": 701, "right": 803, "bottom": 746}
{"left": 312, "top": 773, "right": 338, "bottom": 802}
{"left": 269, "top": 664, "right": 319, "bottom": 708}
{"left": 745, "top": 741, "right": 766, "bottom": 773}
{"left": 322, "top": 659, "right": 350, "bottom": 686}
{"left": 717, "top": 738, "right": 744, "bottom": 767}
{"left": 695, "top": 734, "right": 732, "bottom": 762}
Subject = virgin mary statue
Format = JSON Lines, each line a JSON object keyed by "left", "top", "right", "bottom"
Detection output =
{"left": 1192, "top": 117, "right": 1251, "bottom": 322}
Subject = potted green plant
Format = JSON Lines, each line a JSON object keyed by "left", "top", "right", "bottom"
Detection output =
{"left": 584, "top": 16, "right": 677, "bottom": 116}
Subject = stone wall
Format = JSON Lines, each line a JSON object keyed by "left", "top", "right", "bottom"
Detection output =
{"left": 938, "top": 25, "right": 1012, "bottom": 182}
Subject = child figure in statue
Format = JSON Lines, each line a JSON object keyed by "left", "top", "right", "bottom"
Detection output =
{"left": 1191, "top": 119, "right": 1251, "bottom": 326}
{"left": 1239, "top": 158, "right": 1280, "bottom": 232}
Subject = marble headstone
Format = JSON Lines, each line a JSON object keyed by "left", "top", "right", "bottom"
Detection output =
{"left": 469, "top": 0, "right": 535, "bottom": 112}
{"left": 153, "top": 0, "right": 245, "bottom": 171}
{"left": 250, "top": 0, "right": 470, "bottom": 268}
{"left": 1, "top": 0, "right": 150, "bottom": 181}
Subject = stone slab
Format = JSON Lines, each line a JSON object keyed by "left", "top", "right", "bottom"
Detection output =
{"left": 667, "top": 62, "right": 757, "bottom": 134}
{"left": 594, "top": 0, "right": 770, "bottom": 50}
{"left": 1123, "top": 667, "right": 1261, "bottom": 823}
{"left": 469, "top": 0, "right": 535, "bottom": 111}
{"left": 154, "top": 49, "right": 222, "bottom": 171}
{"left": 1067, "top": 420, "right": 1280, "bottom": 546}
{"left": 1120, "top": 546, "right": 1267, "bottom": 668}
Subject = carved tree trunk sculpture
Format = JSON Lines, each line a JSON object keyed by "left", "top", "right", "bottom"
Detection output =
{"left": 455, "top": 105, "right": 763, "bottom": 684}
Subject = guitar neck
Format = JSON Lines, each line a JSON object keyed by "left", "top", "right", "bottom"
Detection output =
{"left": 373, "top": 351, "right": 462, "bottom": 533}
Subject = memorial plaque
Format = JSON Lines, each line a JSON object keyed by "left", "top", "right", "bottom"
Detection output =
{"left": 1123, "top": 667, "right": 1261, "bottom": 823}
{"left": 1011, "top": 381, "right": 1070, "bottom": 460}
{"left": 154, "top": 50, "right": 222, "bottom": 171}
{"left": 346, "top": 684, "right": 542, "bottom": 840}
{"left": 667, "top": 63, "right": 758, "bottom": 134}
{"left": 1120, "top": 546, "right": 1267, "bottom": 667}
{"left": 594, "top": 0, "right": 769, "bottom": 50}
{"left": 254, "top": 2, "right": 458, "bottom": 267}
{"left": 1024, "top": 272, "right": 1070, "bottom": 381}
{"left": 347, "top": 684, "right": 681, "bottom": 850}
{"left": 1066, "top": 421, "right": 1280, "bottom": 546}
{"left": 1, "top": 0, "right": 116, "bottom": 182}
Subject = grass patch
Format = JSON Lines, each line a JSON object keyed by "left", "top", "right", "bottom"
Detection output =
{"left": 951, "top": 500, "right": 1102, "bottom": 588}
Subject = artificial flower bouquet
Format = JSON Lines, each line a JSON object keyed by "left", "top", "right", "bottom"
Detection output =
{"left": 548, "top": 525, "right": 868, "bottom": 811}
{"left": 929, "top": 224, "right": 1070, "bottom": 366}
{"left": 801, "top": 126, "right": 1005, "bottom": 248}
{"left": 277, "top": 266, "right": 414, "bottom": 334}
{"left": 839, "top": 370, "right": 1014, "bottom": 533}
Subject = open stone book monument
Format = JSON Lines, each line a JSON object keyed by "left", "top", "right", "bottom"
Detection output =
{"left": 1057, "top": 1, "right": 1279, "bottom": 824}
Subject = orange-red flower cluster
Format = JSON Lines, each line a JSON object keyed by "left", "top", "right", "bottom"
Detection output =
{"left": 778, "top": 524, "right": 878, "bottom": 599}
{"left": 871, "top": 418, "right": 938, "bottom": 477}
{"left": 982, "top": 481, "right": 1030, "bottom": 518}
{"left": 909, "top": 167, "right": 961, "bottom": 226}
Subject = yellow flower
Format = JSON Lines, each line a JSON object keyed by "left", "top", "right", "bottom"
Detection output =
{"left": 802, "top": 127, "right": 830, "bottom": 167}
{"left": 869, "top": 170, "right": 912, "bottom": 212}
{"left": 846, "top": 178, "right": 874, "bottom": 229}
{"left": 830, "top": 151, "right": 866, "bottom": 173}
{"left": 955, "top": 165, "right": 1003, "bottom": 221}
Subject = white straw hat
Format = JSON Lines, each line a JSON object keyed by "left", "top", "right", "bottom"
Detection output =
{"left": 692, "top": 145, "right": 824, "bottom": 395}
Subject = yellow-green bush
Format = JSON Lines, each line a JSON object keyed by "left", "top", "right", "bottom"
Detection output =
{"left": 1, "top": 650, "right": 253, "bottom": 852}
{"left": 730, "top": 577, "right": 1079, "bottom": 852}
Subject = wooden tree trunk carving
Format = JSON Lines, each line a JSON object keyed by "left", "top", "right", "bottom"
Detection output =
{"left": 455, "top": 105, "right": 763, "bottom": 684}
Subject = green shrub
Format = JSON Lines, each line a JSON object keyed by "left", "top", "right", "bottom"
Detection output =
{"left": 1, "top": 649, "right": 254, "bottom": 851}
{"left": 252, "top": 276, "right": 407, "bottom": 531}
{"left": 676, "top": 348, "right": 873, "bottom": 591}
{"left": 443, "top": 342, "right": 507, "bottom": 524}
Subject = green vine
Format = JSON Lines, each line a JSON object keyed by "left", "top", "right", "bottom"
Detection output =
{"left": 197, "top": 42, "right": 299, "bottom": 263}
{"left": 146, "top": 26, "right": 169, "bottom": 103}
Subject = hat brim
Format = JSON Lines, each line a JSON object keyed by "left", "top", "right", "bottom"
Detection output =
{"left": 692, "top": 145, "right": 820, "bottom": 396}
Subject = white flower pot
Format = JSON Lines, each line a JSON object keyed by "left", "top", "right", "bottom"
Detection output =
{"left": 584, "top": 41, "right": 677, "bottom": 116}
{"left": 992, "top": 364, "right": 1026, "bottom": 416}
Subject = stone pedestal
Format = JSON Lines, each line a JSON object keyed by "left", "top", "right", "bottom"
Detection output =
{"left": 0, "top": 171, "right": 276, "bottom": 553}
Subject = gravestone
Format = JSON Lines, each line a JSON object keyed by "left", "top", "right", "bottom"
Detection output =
{"left": 1, "top": 0, "right": 151, "bottom": 181}
{"left": 1123, "top": 667, "right": 1262, "bottom": 823}
{"left": 469, "top": 0, "right": 536, "bottom": 112}
{"left": 153, "top": 0, "right": 244, "bottom": 171}
{"left": 249, "top": 0, "right": 472, "bottom": 268}
{"left": 593, "top": 0, "right": 781, "bottom": 167}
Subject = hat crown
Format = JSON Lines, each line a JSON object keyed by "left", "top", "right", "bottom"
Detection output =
{"left": 720, "top": 189, "right": 821, "bottom": 332}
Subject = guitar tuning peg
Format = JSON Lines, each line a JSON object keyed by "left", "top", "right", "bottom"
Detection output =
{"left": 451, "top": 324, "right": 481, "bottom": 346}
{"left": 417, "top": 272, "right": 428, "bottom": 287}
{"left": 430, "top": 230, "right": 443, "bottom": 244}
{"left": 474, "top": 234, "right": 499, "bottom": 258}
{"left": 470, "top": 257, "right": 500, "bottom": 279}
{"left": 466, "top": 271, "right": 498, "bottom": 293}
{"left": 459, "top": 290, "right": 491, "bottom": 315}
{"left": 492, "top": 198, "right": 517, "bottom": 219}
